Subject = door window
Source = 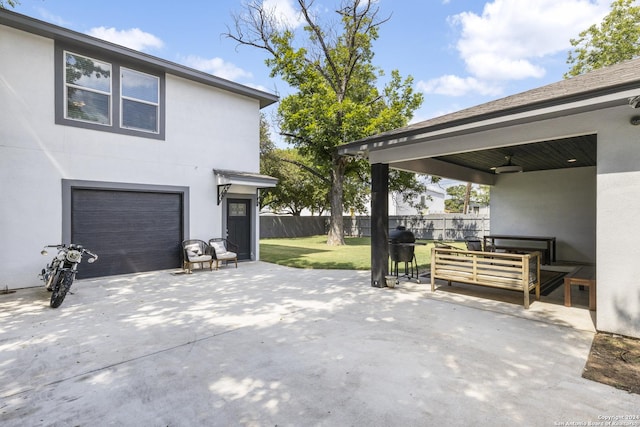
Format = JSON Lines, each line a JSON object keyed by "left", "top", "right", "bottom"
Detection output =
{"left": 229, "top": 202, "right": 247, "bottom": 217}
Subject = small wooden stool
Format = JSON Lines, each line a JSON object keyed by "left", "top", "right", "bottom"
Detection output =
{"left": 564, "top": 266, "right": 596, "bottom": 311}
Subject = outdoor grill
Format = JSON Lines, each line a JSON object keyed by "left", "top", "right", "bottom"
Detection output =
{"left": 389, "top": 226, "right": 416, "bottom": 263}
{"left": 388, "top": 226, "right": 421, "bottom": 283}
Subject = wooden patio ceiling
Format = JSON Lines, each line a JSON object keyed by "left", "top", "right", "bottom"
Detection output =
{"left": 430, "top": 134, "right": 597, "bottom": 174}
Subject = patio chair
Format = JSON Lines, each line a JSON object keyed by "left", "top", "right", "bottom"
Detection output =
{"left": 464, "top": 236, "right": 495, "bottom": 252}
{"left": 434, "top": 241, "right": 462, "bottom": 250}
{"left": 464, "top": 236, "right": 483, "bottom": 251}
{"left": 208, "top": 238, "right": 238, "bottom": 269}
{"left": 182, "top": 239, "right": 214, "bottom": 273}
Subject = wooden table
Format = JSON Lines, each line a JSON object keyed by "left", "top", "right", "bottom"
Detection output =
{"left": 483, "top": 234, "right": 556, "bottom": 265}
{"left": 564, "top": 266, "right": 596, "bottom": 311}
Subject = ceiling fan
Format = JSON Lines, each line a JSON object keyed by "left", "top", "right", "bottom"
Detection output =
{"left": 494, "top": 155, "right": 523, "bottom": 174}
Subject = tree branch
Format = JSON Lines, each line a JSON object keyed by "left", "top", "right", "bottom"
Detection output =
{"left": 280, "top": 131, "right": 312, "bottom": 146}
{"left": 224, "top": 2, "right": 278, "bottom": 56}
{"left": 297, "top": 0, "right": 342, "bottom": 94}
{"left": 276, "top": 156, "right": 331, "bottom": 185}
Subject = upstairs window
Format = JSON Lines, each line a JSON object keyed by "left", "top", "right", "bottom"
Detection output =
{"left": 65, "top": 53, "right": 112, "bottom": 125}
{"left": 121, "top": 68, "right": 159, "bottom": 133}
{"left": 56, "top": 44, "right": 165, "bottom": 140}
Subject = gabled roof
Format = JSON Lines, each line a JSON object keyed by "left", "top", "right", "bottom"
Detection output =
{"left": 0, "top": 9, "right": 278, "bottom": 109}
{"left": 340, "top": 56, "right": 640, "bottom": 151}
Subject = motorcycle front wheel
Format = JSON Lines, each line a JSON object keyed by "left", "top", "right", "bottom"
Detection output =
{"left": 50, "top": 270, "right": 74, "bottom": 308}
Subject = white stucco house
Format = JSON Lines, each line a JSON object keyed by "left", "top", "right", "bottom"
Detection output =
{"left": 0, "top": 10, "right": 278, "bottom": 286}
{"left": 389, "top": 183, "right": 446, "bottom": 215}
{"left": 340, "top": 57, "right": 640, "bottom": 339}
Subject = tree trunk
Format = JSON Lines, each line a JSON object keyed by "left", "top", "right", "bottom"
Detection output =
{"left": 327, "top": 155, "right": 346, "bottom": 245}
{"left": 463, "top": 182, "right": 472, "bottom": 214}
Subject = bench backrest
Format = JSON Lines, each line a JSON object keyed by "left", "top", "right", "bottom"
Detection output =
{"left": 431, "top": 247, "right": 540, "bottom": 288}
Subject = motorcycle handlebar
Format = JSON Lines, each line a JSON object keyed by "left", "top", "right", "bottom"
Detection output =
{"left": 83, "top": 249, "right": 98, "bottom": 261}
{"left": 41, "top": 244, "right": 98, "bottom": 261}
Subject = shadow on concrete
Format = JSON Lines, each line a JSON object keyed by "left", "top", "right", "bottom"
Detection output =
{"left": 0, "top": 263, "right": 635, "bottom": 425}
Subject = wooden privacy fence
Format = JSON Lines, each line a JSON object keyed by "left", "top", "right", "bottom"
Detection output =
{"left": 260, "top": 214, "right": 490, "bottom": 241}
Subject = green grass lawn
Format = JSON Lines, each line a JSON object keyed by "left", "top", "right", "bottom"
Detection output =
{"left": 259, "top": 235, "right": 463, "bottom": 270}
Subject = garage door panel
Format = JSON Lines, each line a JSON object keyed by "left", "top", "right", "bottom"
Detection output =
{"left": 88, "top": 250, "right": 180, "bottom": 276}
{"left": 75, "top": 229, "right": 182, "bottom": 247}
{"left": 72, "top": 221, "right": 182, "bottom": 237}
{"left": 72, "top": 189, "right": 184, "bottom": 278}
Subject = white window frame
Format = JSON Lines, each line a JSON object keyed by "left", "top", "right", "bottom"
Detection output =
{"left": 120, "top": 67, "right": 160, "bottom": 134}
{"left": 63, "top": 51, "right": 113, "bottom": 126}
{"left": 56, "top": 43, "right": 165, "bottom": 140}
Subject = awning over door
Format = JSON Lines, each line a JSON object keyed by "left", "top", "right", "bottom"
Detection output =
{"left": 213, "top": 169, "right": 278, "bottom": 205}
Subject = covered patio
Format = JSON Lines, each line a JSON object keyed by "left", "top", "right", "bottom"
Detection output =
{"left": 339, "top": 57, "right": 640, "bottom": 339}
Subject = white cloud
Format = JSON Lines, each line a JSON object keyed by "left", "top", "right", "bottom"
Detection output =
{"left": 464, "top": 54, "right": 546, "bottom": 81}
{"left": 36, "top": 8, "right": 71, "bottom": 27}
{"left": 87, "top": 27, "right": 164, "bottom": 52}
{"left": 417, "top": 75, "right": 502, "bottom": 97}
{"left": 242, "top": 82, "right": 271, "bottom": 93}
{"left": 422, "top": 0, "right": 611, "bottom": 97}
{"left": 263, "top": 0, "right": 305, "bottom": 29}
{"left": 179, "top": 55, "right": 253, "bottom": 81}
{"left": 453, "top": 0, "right": 610, "bottom": 79}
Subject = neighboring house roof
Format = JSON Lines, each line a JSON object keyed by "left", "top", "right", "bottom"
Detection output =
{"left": 425, "top": 184, "right": 446, "bottom": 196}
{"left": 340, "top": 56, "right": 640, "bottom": 151}
{"left": 0, "top": 9, "right": 278, "bottom": 109}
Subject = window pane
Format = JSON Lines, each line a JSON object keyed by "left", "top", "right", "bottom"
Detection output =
{"left": 121, "top": 68, "right": 158, "bottom": 103}
{"left": 65, "top": 53, "right": 111, "bottom": 93}
{"left": 229, "top": 203, "right": 247, "bottom": 217}
{"left": 66, "top": 87, "right": 110, "bottom": 124}
{"left": 122, "top": 99, "right": 158, "bottom": 132}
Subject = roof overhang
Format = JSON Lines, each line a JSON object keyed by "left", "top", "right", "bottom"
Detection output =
{"left": 337, "top": 58, "right": 640, "bottom": 183}
{"left": 339, "top": 89, "right": 640, "bottom": 159}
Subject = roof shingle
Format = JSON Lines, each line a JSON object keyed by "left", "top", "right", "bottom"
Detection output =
{"left": 344, "top": 57, "right": 640, "bottom": 147}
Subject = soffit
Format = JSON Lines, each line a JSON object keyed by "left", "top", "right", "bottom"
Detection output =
{"left": 434, "top": 134, "right": 597, "bottom": 174}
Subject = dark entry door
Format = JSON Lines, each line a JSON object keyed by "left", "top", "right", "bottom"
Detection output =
{"left": 227, "top": 199, "right": 251, "bottom": 260}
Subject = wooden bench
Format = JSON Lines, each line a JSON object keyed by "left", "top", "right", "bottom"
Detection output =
{"left": 484, "top": 235, "right": 556, "bottom": 265}
{"left": 493, "top": 245, "right": 550, "bottom": 265}
{"left": 564, "top": 266, "right": 596, "bottom": 310}
{"left": 430, "top": 247, "right": 541, "bottom": 309}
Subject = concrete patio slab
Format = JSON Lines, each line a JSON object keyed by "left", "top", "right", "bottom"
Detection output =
{"left": 1, "top": 262, "right": 637, "bottom": 426}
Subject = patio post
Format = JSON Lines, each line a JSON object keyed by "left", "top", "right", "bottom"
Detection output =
{"left": 371, "top": 163, "right": 389, "bottom": 287}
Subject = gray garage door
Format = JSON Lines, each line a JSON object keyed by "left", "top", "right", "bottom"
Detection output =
{"left": 71, "top": 188, "right": 184, "bottom": 278}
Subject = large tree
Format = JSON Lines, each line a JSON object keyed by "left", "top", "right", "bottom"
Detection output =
{"left": 260, "top": 115, "right": 331, "bottom": 215}
{"left": 566, "top": 0, "right": 640, "bottom": 77}
{"left": 262, "top": 147, "right": 331, "bottom": 215}
{"left": 226, "top": 0, "right": 423, "bottom": 245}
{"left": 0, "top": 1, "right": 18, "bottom": 8}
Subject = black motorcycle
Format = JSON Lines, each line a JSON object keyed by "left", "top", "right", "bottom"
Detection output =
{"left": 39, "top": 244, "right": 98, "bottom": 308}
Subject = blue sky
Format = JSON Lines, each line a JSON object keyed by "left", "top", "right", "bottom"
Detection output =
{"left": 11, "top": 0, "right": 612, "bottom": 130}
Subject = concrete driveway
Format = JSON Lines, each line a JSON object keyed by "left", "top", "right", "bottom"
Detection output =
{"left": 1, "top": 262, "right": 637, "bottom": 426}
